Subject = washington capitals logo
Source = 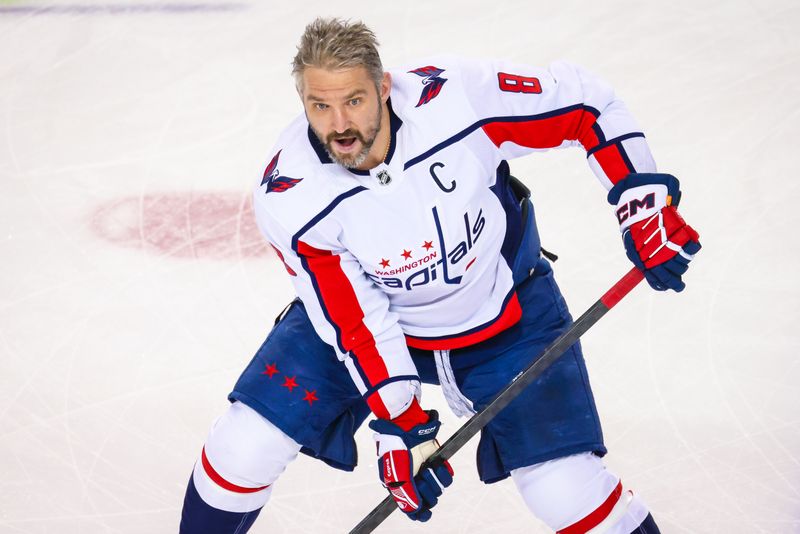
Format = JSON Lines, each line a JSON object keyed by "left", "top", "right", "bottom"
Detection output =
{"left": 409, "top": 66, "right": 447, "bottom": 107}
{"left": 261, "top": 150, "right": 302, "bottom": 194}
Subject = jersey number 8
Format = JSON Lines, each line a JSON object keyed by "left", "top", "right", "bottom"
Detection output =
{"left": 497, "top": 72, "right": 542, "bottom": 94}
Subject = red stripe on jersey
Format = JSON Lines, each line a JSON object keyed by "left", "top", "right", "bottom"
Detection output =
{"left": 591, "top": 144, "right": 632, "bottom": 185}
{"left": 405, "top": 292, "right": 522, "bottom": 350}
{"left": 389, "top": 398, "right": 428, "bottom": 431}
{"left": 557, "top": 481, "right": 623, "bottom": 534}
{"left": 481, "top": 108, "right": 601, "bottom": 152}
{"left": 366, "top": 390, "right": 391, "bottom": 420}
{"left": 270, "top": 244, "right": 297, "bottom": 276}
{"left": 201, "top": 447, "right": 270, "bottom": 494}
{"left": 296, "top": 241, "right": 392, "bottom": 401}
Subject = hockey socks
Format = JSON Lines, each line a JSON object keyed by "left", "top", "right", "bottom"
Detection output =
{"left": 179, "top": 402, "right": 301, "bottom": 533}
{"left": 632, "top": 513, "right": 661, "bottom": 533}
{"left": 511, "top": 452, "right": 659, "bottom": 534}
{"left": 179, "top": 476, "right": 262, "bottom": 534}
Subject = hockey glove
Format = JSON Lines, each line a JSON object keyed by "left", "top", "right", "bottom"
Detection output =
{"left": 609, "top": 173, "right": 701, "bottom": 292}
{"left": 368, "top": 409, "right": 454, "bottom": 522}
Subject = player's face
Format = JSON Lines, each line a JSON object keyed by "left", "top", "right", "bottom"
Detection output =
{"left": 301, "top": 66, "right": 389, "bottom": 169}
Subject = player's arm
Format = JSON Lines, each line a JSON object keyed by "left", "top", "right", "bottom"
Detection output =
{"left": 254, "top": 190, "right": 453, "bottom": 520}
{"left": 460, "top": 57, "right": 701, "bottom": 290}
{"left": 289, "top": 237, "right": 454, "bottom": 521}
{"left": 459, "top": 57, "right": 655, "bottom": 185}
{"left": 256, "top": 207, "right": 420, "bottom": 422}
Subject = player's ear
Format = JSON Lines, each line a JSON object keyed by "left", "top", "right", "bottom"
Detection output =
{"left": 380, "top": 72, "right": 391, "bottom": 103}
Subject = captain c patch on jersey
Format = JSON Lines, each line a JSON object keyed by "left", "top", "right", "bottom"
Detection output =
{"left": 261, "top": 150, "right": 302, "bottom": 194}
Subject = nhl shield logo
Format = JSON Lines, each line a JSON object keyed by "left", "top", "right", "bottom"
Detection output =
{"left": 376, "top": 170, "right": 392, "bottom": 186}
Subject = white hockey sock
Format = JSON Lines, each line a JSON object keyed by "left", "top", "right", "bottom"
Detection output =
{"left": 511, "top": 452, "right": 650, "bottom": 533}
{"left": 192, "top": 401, "right": 301, "bottom": 513}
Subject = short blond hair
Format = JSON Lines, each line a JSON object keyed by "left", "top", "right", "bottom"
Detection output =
{"left": 292, "top": 17, "right": 383, "bottom": 92}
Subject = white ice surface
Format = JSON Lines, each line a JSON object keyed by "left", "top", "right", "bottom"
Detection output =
{"left": 1, "top": 1, "right": 799, "bottom": 532}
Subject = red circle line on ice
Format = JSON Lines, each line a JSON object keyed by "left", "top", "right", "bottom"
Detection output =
{"left": 89, "top": 191, "right": 271, "bottom": 260}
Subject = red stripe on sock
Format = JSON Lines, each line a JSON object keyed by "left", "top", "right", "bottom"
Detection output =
{"left": 201, "top": 447, "right": 270, "bottom": 494}
{"left": 557, "top": 481, "right": 623, "bottom": 534}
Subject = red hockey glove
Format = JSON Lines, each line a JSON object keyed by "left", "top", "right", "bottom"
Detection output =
{"left": 609, "top": 173, "right": 701, "bottom": 292}
{"left": 368, "top": 409, "right": 454, "bottom": 522}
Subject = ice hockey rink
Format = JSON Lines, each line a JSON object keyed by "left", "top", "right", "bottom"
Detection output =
{"left": 1, "top": 0, "right": 798, "bottom": 532}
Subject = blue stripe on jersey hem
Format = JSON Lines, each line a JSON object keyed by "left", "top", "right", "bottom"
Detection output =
{"left": 292, "top": 186, "right": 368, "bottom": 354}
{"left": 404, "top": 104, "right": 601, "bottom": 170}
{"left": 585, "top": 131, "right": 645, "bottom": 156}
{"left": 407, "top": 287, "right": 517, "bottom": 342}
{"left": 361, "top": 375, "right": 420, "bottom": 400}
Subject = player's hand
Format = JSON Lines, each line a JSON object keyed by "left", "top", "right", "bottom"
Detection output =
{"left": 609, "top": 173, "right": 701, "bottom": 292}
{"left": 368, "top": 410, "right": 454, "bottom": 522}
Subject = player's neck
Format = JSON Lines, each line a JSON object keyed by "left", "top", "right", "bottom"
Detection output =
{"left": 356, "top": 102, "right": 391, "bottom": 171}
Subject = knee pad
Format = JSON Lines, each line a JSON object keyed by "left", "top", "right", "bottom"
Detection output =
{"left": 192, "top": 401, "right": 301, "bottom": 513}
{"left": 511, "top": 452, "right": 650, "bottom": 533}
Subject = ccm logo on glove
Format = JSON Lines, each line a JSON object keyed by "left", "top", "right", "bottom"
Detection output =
{"left": 608, "top": 173, "right": 701, "bottom": 292}
{"left": 616, "top": 193, "right": 655, "bottom": 224}
{"left": 370, "top": 409, "right": 454, "bottom": 522}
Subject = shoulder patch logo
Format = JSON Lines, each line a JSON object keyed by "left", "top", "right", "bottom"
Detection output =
{"left": 261, "top": 150, "right": 302, "bottom": 194}
{"left": 409, "top": 66, "right": 447, "bottom": 108}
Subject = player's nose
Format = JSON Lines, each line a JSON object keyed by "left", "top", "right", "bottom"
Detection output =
{"left": 331, "top": 107, "right": 350, "bottom": 133}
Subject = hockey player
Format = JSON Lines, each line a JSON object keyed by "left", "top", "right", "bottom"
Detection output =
{"left": 180, "top": 17, "right": 700, "bottom": 533}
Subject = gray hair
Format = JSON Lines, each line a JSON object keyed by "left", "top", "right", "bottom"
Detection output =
{"left": 292, "top": 17, "right": 384, "bottom": 92}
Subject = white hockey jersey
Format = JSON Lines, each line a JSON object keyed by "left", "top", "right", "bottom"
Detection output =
{"left": 253, "top": 56, "right": 656, "bottom": 420}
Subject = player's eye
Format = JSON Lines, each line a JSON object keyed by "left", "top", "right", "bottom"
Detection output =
{"left": 349, "top": 98, "right": 360, "bottom": 106}
{"left": 314, "top": 103, "right": 328, "bottom": 111}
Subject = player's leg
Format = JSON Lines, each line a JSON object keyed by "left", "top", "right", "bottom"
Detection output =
{"left": 180, "top": 299, "right": 369, "bottom": 534}
{"left": 443, "top": 258, "right": 660, "bottom": 532}
{"left": 180, "top": 401, "right": 301, "bottom": 533}
{"left": 510, "top": 452, "right": 659, "bottom": 533}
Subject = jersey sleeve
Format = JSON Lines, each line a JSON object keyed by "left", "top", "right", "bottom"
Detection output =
{"left": 253, "top": 187, "right": 422, "bottom": 422}
{"left": 459, "top": 57, "right": 657, "bottom": 190}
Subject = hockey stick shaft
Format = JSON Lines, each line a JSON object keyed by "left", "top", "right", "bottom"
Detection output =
{"left": 349, "top": 267, "right": 645, "bottom": 534}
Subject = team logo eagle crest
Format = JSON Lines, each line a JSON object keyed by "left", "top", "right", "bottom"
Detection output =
{"left": 409, "top": 66, "right": 447, "bottom": 107}
{"left": 261, "top": 150, "right": 302, "bottom": 194}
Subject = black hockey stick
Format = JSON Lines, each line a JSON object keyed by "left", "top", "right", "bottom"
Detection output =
{"left": 349, "top": 267, "right": 645, "bottom": 534}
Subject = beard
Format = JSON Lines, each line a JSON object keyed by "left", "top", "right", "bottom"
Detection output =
{"left": 312, "top": 100, "right": 382, "bottom": 169}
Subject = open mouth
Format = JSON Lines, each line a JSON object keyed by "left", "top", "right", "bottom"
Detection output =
{"left": 333, "top": 137, "right": 358, "bottom": 151}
